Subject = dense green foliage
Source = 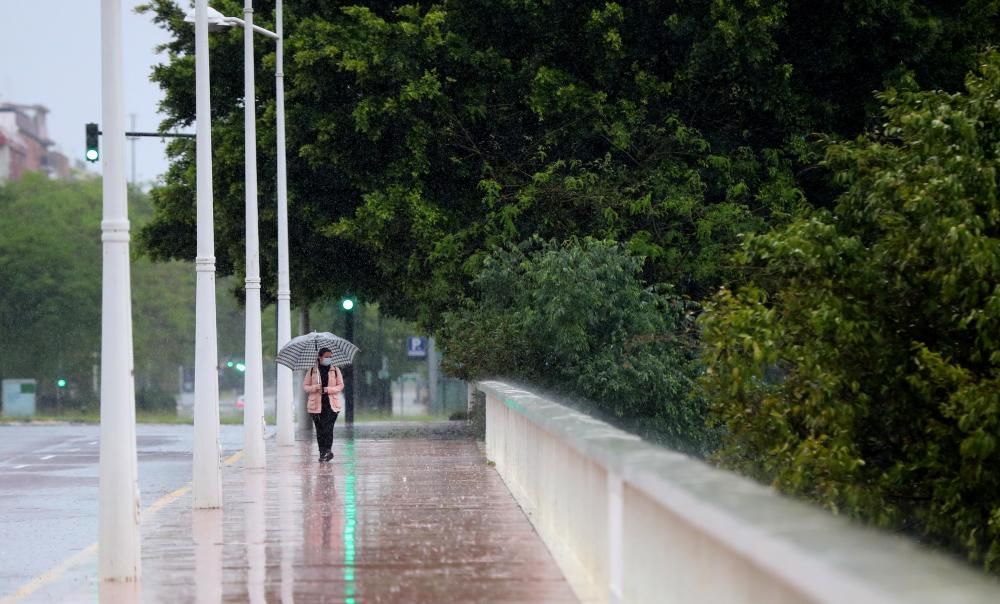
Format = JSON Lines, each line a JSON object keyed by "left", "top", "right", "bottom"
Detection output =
{"left": 700, "top": 53, "right": 1000, "bottom": 570}
{"left": 0, "top": 175, "right": 105, "bottom": 399}
{"left": 139, "top": 0, "right": 999, "bottom": 324}
{"left": 439, "top": 238, "right": 712, "bottom": 452}
{"left": 0, "top": 174, "right": 246, "bottom": 409}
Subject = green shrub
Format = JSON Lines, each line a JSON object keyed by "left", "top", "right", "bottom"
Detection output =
{"left": 700, "top": 52, "right": 1000, "bottom": 571}
{"left": 136, "top": 386, "right": 177, "bottom": 413}
{"left": 440, "top": 237, "right": 715, "bottom": 454}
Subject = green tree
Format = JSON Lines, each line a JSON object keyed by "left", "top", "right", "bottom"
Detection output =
{"left": 699, "top": 52, "right": 1000, "bottom": 570}
{"left": 137, "top": 0, "right": 999, "bottom": 326}
{"left": 137, "top": 0, "right": 380, "bottom": 312}
{"left": 0, "top": 174, "right": 243, "bottom": 411}
{"left": 440, "top": 238, "right": 713, "bottom": 452}
{"left": 0, "top": 174, "right": 103, "bottom": 401}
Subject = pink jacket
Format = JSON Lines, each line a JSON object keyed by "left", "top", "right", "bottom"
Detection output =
{"left": 303, "top": 366, "right": 344, "bottom": 414}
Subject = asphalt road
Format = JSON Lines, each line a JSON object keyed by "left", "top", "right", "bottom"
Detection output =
{"left": 0, "top": 423, "right": 246, "bottom": 598}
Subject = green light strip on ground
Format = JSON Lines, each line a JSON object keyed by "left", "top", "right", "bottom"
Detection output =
{"left": 343, "top": 439, "right": 357, "bottom": 603}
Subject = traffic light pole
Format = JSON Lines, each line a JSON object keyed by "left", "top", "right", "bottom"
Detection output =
{"left": 343, "top": 309, "right": 354, "bottom": 425}
{"left": 93, "top": 128, "right": 196, "bottom": 138}
{"left": 121, "top": 131, "right": 196, "bottom": 138}
{"left": 85, "top": 125, "right": 194, "bottom": 164}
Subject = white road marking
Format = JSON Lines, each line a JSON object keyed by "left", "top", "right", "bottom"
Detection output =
{"left": 40, "top": 455, "right": 54, "bottom": 460}
{"left": 13, "top": 465, "right": 27, "bottom": 469}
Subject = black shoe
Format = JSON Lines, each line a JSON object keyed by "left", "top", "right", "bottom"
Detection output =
{"left": 321, "top": 451, "right": 334, "bottom": 462}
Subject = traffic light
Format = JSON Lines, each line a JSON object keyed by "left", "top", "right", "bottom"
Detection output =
{"left": 56, "top": 378, "right": 67, "bottom": 388}
{"left": 341, "top": 296, "right": 356, "bottom": 312}
{"left": 85, "top": 123, "right": 100, "bottom": 163}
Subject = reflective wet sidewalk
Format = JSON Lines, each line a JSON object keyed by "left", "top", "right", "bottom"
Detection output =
{"left": 50, "top": 422, "right": 576, "bottom": 603}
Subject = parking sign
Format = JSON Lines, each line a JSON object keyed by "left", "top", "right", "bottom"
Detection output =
{"left": 406, "top": 336, "right": 428, "bottom": 358}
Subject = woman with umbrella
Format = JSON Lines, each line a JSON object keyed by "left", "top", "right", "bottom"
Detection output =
{"left": 277, "top": 332, "right": 359, "bottom": 462}
{"left": 303, "top": 347, "right": 344, "bottom": 462}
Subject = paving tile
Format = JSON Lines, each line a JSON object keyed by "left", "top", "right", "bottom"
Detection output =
{"left": 125, "top": 422, "right": 576, "bottom": 603}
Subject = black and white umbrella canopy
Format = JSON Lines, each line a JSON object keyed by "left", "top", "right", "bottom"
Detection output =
{"left": 276, "top": 331, "right": 359, "bottom": 370}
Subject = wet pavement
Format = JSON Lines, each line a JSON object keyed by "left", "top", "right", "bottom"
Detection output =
{"left": 7, "top": 421, "right": 576, "bottom": 603}
{"left": 0, "top": 424, "right": 246, "bottom": 599}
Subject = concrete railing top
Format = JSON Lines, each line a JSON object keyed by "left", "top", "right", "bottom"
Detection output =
{"left": 477, "top": 380, "right": 1000, "bottom": 604}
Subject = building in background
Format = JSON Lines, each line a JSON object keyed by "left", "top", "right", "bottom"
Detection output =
{"left": 0, "top": 102, "right": 74, "bottom": 182}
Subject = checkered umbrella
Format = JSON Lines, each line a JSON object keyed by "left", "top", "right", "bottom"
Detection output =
{"left": 275, "top": 331, "right": 360, "bottom": 370}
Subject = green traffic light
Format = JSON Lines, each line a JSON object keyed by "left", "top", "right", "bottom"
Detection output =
{"left": 227, "top": 361, "right": 235, "bottom": 368}
{"left": 235, "top": 363, "right": 247, "bottom": 372}
{"left": 342, "top": 298, "right": 355, "bottom": 311}
{"left": 85, "top": 123, "right": 100, "bottom": 163}
{"left": 56, "top": 378, "right": 67, "bottom": 388}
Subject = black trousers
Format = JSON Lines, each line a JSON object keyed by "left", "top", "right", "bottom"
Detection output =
{"left": 311, "top": 397, "right": 339, "bottom": 453}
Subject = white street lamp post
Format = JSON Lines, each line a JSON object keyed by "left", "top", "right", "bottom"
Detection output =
{"left": 184, "top": 5, "right": 285, "bottom": 460}
{"left": 242, "top": 0, "right": 267, "bottom": 470}
{"left": 274, "top": 0, "right": 295, "bottom": 447}
{"left": 192, "top": 0, "right": 223, "bottom": 508}
{"left": 98, "top": 0, "right": 141, "bottom": 581}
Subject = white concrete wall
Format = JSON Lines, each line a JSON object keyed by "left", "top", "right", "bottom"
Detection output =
{"left": 478, "top": 380, "right": 1000, "bottom": 604}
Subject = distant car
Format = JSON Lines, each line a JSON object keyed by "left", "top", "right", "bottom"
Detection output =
{"left": 235, "top": 394, "right": 245, "bottom": 410}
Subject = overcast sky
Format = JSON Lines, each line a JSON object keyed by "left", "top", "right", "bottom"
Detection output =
{"left": 0, "top": 1, "right": 174, "bottom": 183}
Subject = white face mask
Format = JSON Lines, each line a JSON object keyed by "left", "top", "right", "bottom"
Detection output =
{"left": 320, "top": 358, "right": 334, "bottom": 367}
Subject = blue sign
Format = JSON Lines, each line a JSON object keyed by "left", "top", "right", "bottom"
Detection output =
{"left": 406, "top": 336, "right": 428, "bottom": 358}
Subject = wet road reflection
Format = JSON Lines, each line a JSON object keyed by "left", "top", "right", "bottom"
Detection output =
{"left": 342, "top": 436, "right": 357, "bottom": 604}
{"left": 0, "top": 425, "right": 245, "bottom": 598}
{"left": 192, "top": 509, "right": 222, "bottom": 604}
{"left": 28, "top": 422, "right": 576, "bottom": 603}
{"left": 245, "top": 471, "right": 266, "bottom": 604}
{"left": 302, "top": 443, "right": 339, "bottom": 590}
{"left": 278, "top": 450, "right": 296, "bottom": 604}
{"left": 97, "top": 580, "right": 141, "bottom": 604}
